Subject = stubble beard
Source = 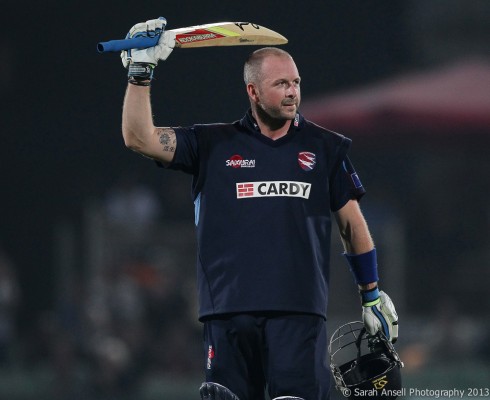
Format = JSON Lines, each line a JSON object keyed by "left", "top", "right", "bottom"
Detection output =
{"left": 256, "top": 100, "right": 298, "bottom": 128}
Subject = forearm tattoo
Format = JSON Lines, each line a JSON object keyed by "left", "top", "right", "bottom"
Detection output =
{"left": 158, "top": 128, "right": 176, "bottom": 153}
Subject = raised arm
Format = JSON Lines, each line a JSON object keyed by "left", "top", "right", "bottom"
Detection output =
{"left": 122, "top": 84, "right": 176, "bottom": 164}
{"left": 120, "top": 17, "right": 176, "bottom": 164}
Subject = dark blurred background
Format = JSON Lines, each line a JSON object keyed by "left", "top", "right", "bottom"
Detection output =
{"left": 1, "top": 1, "right": 489, "bottom": 399}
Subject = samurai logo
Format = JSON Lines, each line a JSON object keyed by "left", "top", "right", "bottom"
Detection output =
{"left": 226, "top": 154, "right": 256, "bottom": 168}
{"left": 298, "top": 151, "right": 316, "bottom": 171}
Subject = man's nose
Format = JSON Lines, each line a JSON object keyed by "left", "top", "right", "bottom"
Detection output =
{"left": 286, "top": 85, "right": 298, "bottom": 97}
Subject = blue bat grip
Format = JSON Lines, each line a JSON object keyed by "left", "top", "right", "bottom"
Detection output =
{"left": 97, "top": 36, "right": 160, "bottom": 53}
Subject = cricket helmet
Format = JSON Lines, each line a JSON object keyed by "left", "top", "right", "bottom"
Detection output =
{"left": 328, "top": 321, "right": 403, "bottom": 399}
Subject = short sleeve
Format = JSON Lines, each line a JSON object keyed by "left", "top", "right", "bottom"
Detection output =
{"left": 329, "top": 156, "right": 366, "bottom": 212}
{"left": 158, "top": 126, "right": 199, "bottom": 175}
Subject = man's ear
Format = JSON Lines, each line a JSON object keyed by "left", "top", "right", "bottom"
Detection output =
{"left": 246, "top": 83, "right": 259, "bottom": 102}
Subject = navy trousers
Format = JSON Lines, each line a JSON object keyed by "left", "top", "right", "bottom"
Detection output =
{"left": 203, "top": 313, "right": 331, "bottom": 400}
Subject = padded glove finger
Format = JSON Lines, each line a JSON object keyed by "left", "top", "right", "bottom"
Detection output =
{"left": 361, "top": 288, "right": 398, "bottom": 343}
{"left": 121, "top": 17, "right": 169, "bottom": 68}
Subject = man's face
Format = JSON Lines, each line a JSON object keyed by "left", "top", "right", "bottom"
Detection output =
{"left": 252, "top": 55, "right": 301, "bottom": 121}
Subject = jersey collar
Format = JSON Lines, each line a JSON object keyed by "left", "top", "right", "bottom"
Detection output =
{"left": 240, "top": 109, "right": 305, "bottom": 146}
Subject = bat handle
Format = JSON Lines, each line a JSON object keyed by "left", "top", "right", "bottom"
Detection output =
{"left": 97, "top": 36, "right": 160, "bottom": 53}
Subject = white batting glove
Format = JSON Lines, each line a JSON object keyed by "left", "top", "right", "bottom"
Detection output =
{"left": 121, "top": 17, "right": 176, "bottom": 68}
{"left": 361, "top": 288, "right": 399, "bottom": 343}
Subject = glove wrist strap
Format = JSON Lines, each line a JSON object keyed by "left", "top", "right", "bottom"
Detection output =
{"left": 360, "top": 286, "right": 380, "bottom": 306}
{"left": 128, "top": 62, "right": 154, "bottom": 86}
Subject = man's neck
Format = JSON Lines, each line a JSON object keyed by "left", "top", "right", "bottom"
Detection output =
{"left": 252, "top": 108, "right": 292, "bottom": 141}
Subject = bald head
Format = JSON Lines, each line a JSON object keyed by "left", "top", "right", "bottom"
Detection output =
{"left": 243, "top": 47, "right": 294, "bottom": 85}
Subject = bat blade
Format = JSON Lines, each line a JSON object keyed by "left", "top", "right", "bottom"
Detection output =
{"left": 173, "top": 22, "right": 287, "bottom": 48}
{"left": 97, "top": 22, "right": 287, "bottom": 53}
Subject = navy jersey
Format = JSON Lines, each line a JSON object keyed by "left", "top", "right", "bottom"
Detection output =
{"left": 165, "top": 110, "right": 365, "bottom": 320}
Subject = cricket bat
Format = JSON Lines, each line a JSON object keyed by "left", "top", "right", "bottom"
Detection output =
{"left": 97, "top": 22, "right": 287, "bottom": 53}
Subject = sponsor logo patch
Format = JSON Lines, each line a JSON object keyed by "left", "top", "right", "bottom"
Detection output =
{"left": 351, "top": 172, "right": 363, "bottom": 188}
{"left": 226, "top": 154, "right": 256, "bottom": 168}
{"left": 206, "top": 345, "right": 214, "bottom": 370}
{"left": 298, "top": 151, "right": 316, "bottom": 171}
{"left": 177, "top": 32, "right": 219, "bottom": 44}
{"left": 236, "top": 181, "right": 311, "bottom": 199}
